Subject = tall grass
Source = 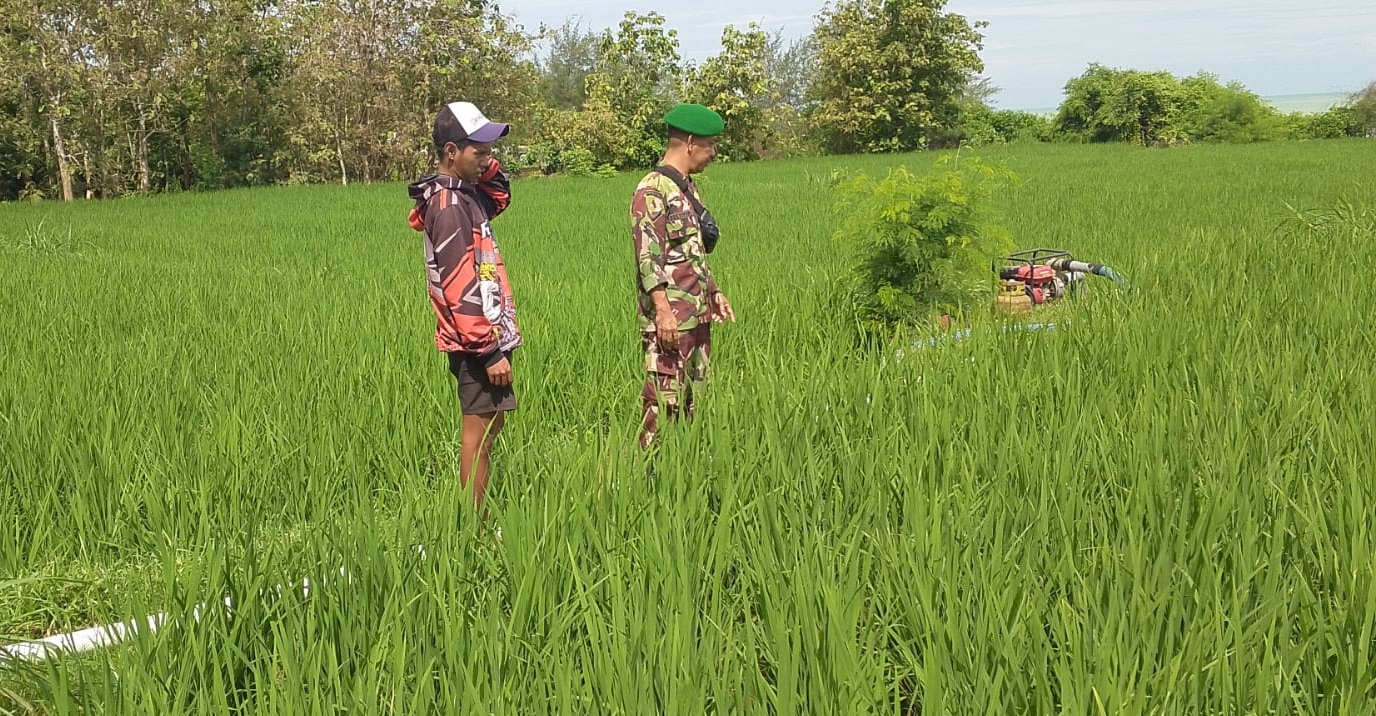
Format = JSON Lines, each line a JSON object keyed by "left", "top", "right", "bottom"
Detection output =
{"left": 2, "top": 140, "right": 1375, "bottom": 714}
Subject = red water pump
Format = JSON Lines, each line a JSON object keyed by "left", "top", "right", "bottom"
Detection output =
{"left": 995, "top": 248, "right": 1129, "bottom": 314}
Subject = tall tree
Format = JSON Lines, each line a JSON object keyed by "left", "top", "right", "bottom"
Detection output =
{"left": 756, "top": 30, "right": 818, "bottom": 157}
{"left": 1348, "top": 81, "right": 1376, "bottom": 135}
{"left": 88, "top": 0, "right": 182, "bottom": 194}
{"left": 1056, "top": 65, "right": 1286, "bottom": 146}
{"left": 282, "top": 0, "right": 408, "bottom": 184}
{"left": 0, "top": 0, "right": 50, "bottom": 198}
{"left": 764, "top": 31, "right": 816, "bottom": 111}
{"left": 0, "top": 0, "right": 547, "bottom": 198}
{"left": 1055, "top": 64, "right": 1182, "bottom": 145}
{"left": 806, "top": 0, "right": 985, "bottom": 154}
{"left": 1178, "top": 72, "right": 1283, "bottom": 143}
{"left": 537, "top": 19, "right": 601, "bottom": 111}
{"left": 687, "top": 23, "right": 774, "bottom": 161}
{"left": 172, "top": 0, "right": 292, "bottom": 189}
{"left": 580, "top": 11, "right": 684, "bottom": 168}
{"left": 281, "top": 0, "right": 538, "bottom": 184}
{"left": 7, "top": 0, "right": 92, "bottom": 200}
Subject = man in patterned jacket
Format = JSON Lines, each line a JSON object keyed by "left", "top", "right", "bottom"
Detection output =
{"left": 631, "top": 103, "right": 735, "bottom": 451}
{"left": 407, "top": 101, "right": 519, "bottom": 510}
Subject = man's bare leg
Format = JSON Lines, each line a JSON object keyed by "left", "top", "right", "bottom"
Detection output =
{"left": 461, "top": 411, "right": 505, "bottom": 510}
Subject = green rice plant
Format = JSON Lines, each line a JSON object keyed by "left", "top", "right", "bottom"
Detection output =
{"left": 1, "top": 578, "right": 53, "bottom": 714}
{"left": 2, "top": 139, "right": 1375, "bottom": 714}
{"left": 1279, "top": 197, "right": 1376, "bottom": 240}
{"left": 0, "top": 218, "right": 87, "bottom": 257}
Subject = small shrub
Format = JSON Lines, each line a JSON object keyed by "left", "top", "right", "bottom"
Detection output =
{"left": 559, "top": 147, "right": 597, "bottom": 177}
{"left": 831, "top": 154, "right": 1019, "bottom": 340}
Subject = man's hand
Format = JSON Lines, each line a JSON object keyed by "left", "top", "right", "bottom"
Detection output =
{"left": 486, "top": 355, "right": 513, "bottom": 387}
{"left": 650, "top": 287, "right": 680, "bottom": 351}
{"left": 655, "top": 313, "right": 680, "bottom": 352}
{"left": 711, "top": 292, "right": 736, "bottom": 323}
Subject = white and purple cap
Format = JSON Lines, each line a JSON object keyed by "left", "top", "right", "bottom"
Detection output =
{"left": 433, "top": 101, "right": 511, "bottom": 148}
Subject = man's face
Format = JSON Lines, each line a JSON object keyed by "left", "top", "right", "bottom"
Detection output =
{"left": 447, "top": 141, "right": 493, "bottom": 183}
{"left": 687, "top": 136, "right": 718, "bottom": 173}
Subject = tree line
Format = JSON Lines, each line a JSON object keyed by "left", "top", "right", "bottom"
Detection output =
{"left": 2, "top": 0, "right": 1373, "bottom": 201}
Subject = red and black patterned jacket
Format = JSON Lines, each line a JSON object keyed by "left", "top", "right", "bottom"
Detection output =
{"left": 406, "top": 162, "right": 520, "bottom": 367}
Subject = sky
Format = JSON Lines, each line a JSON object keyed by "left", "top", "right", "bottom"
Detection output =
{"left": 500, "top": 0, "right": 1376, "bottom": 111}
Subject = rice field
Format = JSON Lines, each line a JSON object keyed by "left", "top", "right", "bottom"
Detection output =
{"left": 2, "top": 140, "right": 1375, "bottom": 714}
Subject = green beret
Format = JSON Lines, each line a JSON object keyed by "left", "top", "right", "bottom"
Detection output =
{"left": 664, "top": 103, "right": 724, "bottom": 137}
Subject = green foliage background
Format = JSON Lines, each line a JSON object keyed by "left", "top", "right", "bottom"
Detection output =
{"left": 5, "top": 0, "right": 1370, "bottom": 202}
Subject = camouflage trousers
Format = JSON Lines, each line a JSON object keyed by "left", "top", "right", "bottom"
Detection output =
{"left": 639, "top": 324, "right": 711, "bottom": 450}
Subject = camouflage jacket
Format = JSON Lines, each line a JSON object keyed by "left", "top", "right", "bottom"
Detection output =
{"left": 630, "top": 170, "right": 718, "bottom": 332}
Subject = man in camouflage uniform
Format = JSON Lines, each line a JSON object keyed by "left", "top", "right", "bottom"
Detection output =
{"left": 631, "top": 103, "right": 735, "bottom": 450}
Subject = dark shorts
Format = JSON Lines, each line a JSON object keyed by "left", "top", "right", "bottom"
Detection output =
{"left": 447, "top": 351, "right": 517, "bottom": 415}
